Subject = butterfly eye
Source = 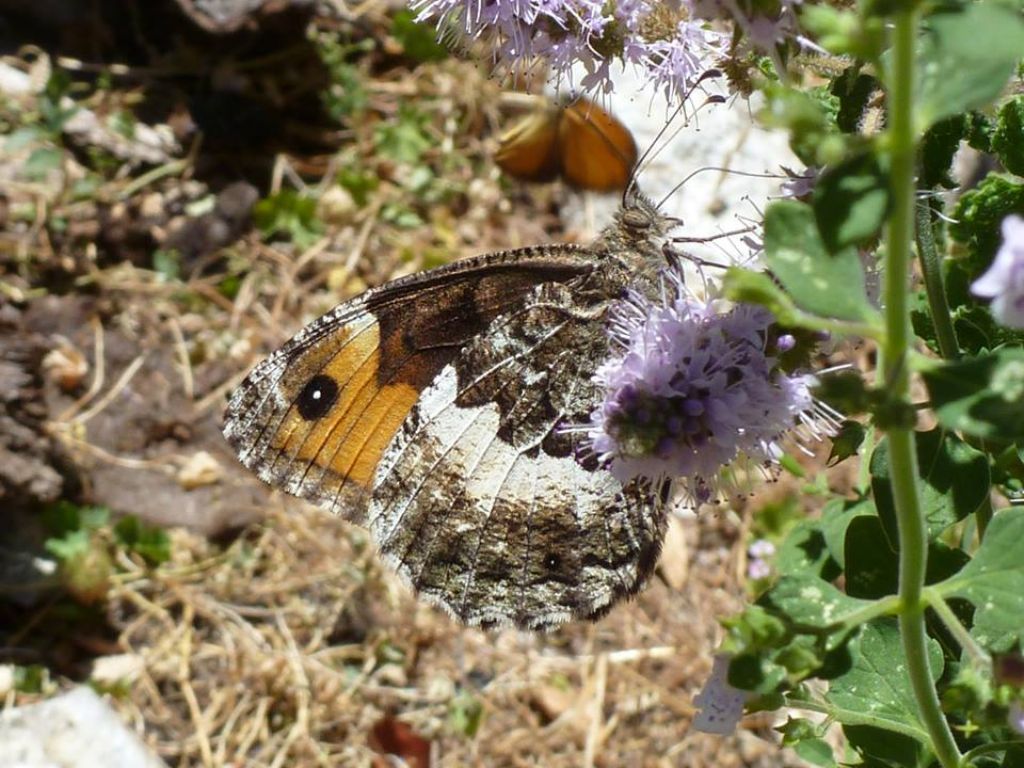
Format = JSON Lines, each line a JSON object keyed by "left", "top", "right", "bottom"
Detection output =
{"left": 621, "top": 209, "right": 651, "bottom": 231}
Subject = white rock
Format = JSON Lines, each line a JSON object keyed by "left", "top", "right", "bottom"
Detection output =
{"left": 0, "top": 687, "right": 165, "bottom": 768}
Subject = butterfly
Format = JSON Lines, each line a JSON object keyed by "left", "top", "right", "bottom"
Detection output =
{"left": 494, "top": 97, "right": 638, "bottom": 192}
{"left": 224, "top": 189, "right": 684, "bottom": 630}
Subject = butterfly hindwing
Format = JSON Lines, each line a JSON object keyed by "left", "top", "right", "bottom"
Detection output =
{"left": 558, "top": 101, "right": 638, "bottom": 192}
{"left": 367, "top": 279, "right": 668, "bottom": 628}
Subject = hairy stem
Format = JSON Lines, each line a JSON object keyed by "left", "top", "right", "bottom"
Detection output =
{"left": 914, "top": 200, "right": 959, "bottom": 360}
{"left": 883, "top": 10, "right": 963, "bottom": 768}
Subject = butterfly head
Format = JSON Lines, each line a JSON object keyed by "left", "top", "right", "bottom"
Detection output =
{"left": 617, "top": 189, "right": 681, "bottom": 238}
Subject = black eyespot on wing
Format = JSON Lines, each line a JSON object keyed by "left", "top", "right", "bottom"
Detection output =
{"left": 544, "top": 552, "right": 561, "bottom": 570}
{"left": 296, "top": 374, "right": 339, "bottom": 420}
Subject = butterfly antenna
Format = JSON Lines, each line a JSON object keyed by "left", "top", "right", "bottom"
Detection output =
{"left": 657, "top": 165, "right": 785, "bottom": 210}
{"left": 623, "top": 68, "right": 724, "bottom": 207}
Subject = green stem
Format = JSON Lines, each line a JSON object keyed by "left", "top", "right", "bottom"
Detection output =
{"left": 923, "top": 587, "right": 991, "bottom": 667}
{"left": 884, "top": 11, "right": 964, "bottom": 768}
{"left": 836, "top": 594, "right": 902, "bottom": 630}
{"left": 857, "top": 423, "right": 876, "bottom": 494}
{"left": 914, "top": 200, "right": 959, "bottom": 360}
{"left": 974, "top": 494, "right": 993, "bottom": 542}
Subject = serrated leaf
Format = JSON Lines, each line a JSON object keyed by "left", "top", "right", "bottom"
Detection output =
{"left": 831, "top": 69, "right": 880, "bottom": 135}
{"left": 951, "top": 175, "right": 1024, "bottom": 271}
{"left": 871, "top": 429, "right": 990, "bottom": 542}
{"left": 916, "top": 3, "right": 1024, "bottom": 130}
{"left": 828, "top": 420, "right": 867, "bottom": 465}
{"left": 763, "top": 201, "right": 876, "bottom": 322}
{"left": 923, "top": 350, "right": 1024, "bottom": 441}
{"left": 921, "top": 115, "right": 967, "bottom": 189}
{"left": 812, "top": 152, "right": 889, "bottom": 252}
{"left": 828, "top": 620, "right": 942, "bottom": 749}
{"left": 44, "top": 529, "right": 90, "bottom": 561}
{"left": 991, "top": 97, "right": 1024, "bottom": 177}
{"left": 938, "top": 507, "right": 1024, "bottom": 652}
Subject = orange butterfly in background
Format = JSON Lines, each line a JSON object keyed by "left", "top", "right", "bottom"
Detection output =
{"left": 494, "top": 97, "right": 639, "bottom": 192}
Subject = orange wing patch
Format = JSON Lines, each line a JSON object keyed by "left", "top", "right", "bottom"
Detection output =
{"left": 495, "top": 97, "right": 638, "bottom": 192}
{"left": 270, "top": 317, "right": 420, "bottom": 489}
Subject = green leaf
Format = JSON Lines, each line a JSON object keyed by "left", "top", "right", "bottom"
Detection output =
{"left": 812, "top": 152, "right": 889, "bottom": 252}
{"left": 939, "top": 507, "right": 1024, "bottom": 652}
{"left": 760, "top": 84, "right": 844, "bottom": 167}
{"left": 794, "top": 737, "right": 837, "bottom": 767}
{"left": 315, "top": 34, "right": 372, "bottom": 120}
{"left": 871, "top": 429, "right": 990, "bottom": 541}
{"left": 14, "top": 665, "right": 48, "bottom": 694}
{"left": 827, "top": 620, "right": 942, "bottom": 748}
{"left": 827, "top": 420, "right": 867, "bottom": 465}
{"left": 374, "top": 106, "right": 432, "bottom": 164}
{"left": 920, "top": 115, "right": 967, "bottom": 189}
{"left": 915, "top": 2, "right": 1024, "bottom": 130}
{"left": 844, "top": 725, "right": 930, "bottom": 768}
{"left": 775, "top": 519, "right": 840, "bottom": 580}
{"left": 831, "top": 68, "right": 881, "bottom": 134}
{"left": 991, "top": 97, "right": 1024, "bottom": 177}
{"left": 44, "top": 529, "right": 90, "bottom": 561}
{"left": 923, "top": 350, "right": 1024, "bottom": 441}
{"left": 951, "top": 175, "right": 1024, "bottom": 271}
{"left": 448, "top": 690, "right": 484, "bottom": 737}
{"left": 152, "top": 249, "right": 181, "bottom": 282}
{"left": 722, "top": 269, "right": 800, "bottom": 324}
{"left": 993, "top": 96, "right": 1024, "bottom": 178}
{"left": 778, "top": 718, "right": 837, "bottom": 767}
{"left": 114, "top": 516, "right": 171, "bottom": 566}
{"left": 253, "top": 190, "right": 324, "bottom": 248}
{"left": 819, "top": 497, "right": 876, "bottom": 568}
{"left": 21, "top": 147, "right": 63, "bottom": 181}
{"left": 844, "top": 516, "right": 899, "bottom": 599}
{"left": 763, "top": 201, "right": 877, "bottom": 323}
{"left": 337, "top": 169, "right": 378, "bottom": 207}
{"left": 391, "top": 10, "right": 448, "bottom": 62}
{"left": 760, "top": 573, "right": 875, "bottom": 633}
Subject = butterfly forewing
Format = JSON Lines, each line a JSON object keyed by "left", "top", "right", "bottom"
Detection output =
{"left": 224, "top": 247, "right": 594, "bottom": 515}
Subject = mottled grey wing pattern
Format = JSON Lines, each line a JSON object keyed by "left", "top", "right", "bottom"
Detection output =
{"left": 367, "top": 277, "right": 669, "bottom": 629}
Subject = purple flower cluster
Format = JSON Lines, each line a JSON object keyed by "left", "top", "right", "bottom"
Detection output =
{"left": 747, "top": 538, "right": 776, "bottom": 580}
{"left": 413, "top": 0, "right": 819, "bottom": 97}
{"left": 412, "top": 0, "right": 726, "bottom": 100}
{"left": 586, "top": 267, "right": 836, "bottom": 502}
